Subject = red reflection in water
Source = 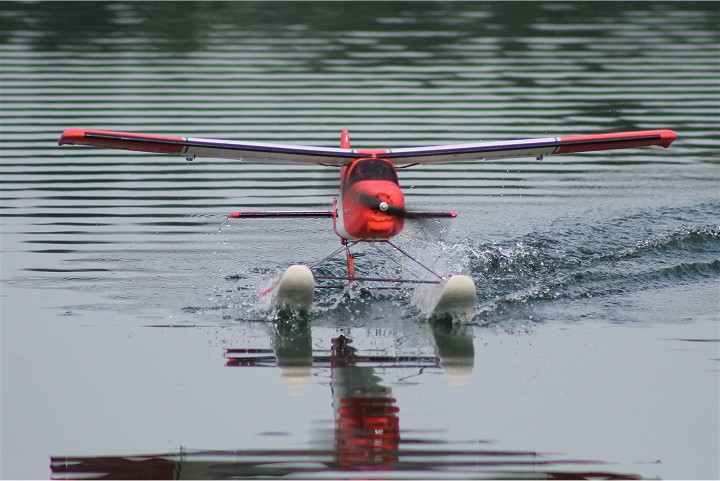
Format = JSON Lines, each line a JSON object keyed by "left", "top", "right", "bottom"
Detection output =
{"left": 331, "top": 335, "right": 400, "bottom": 470}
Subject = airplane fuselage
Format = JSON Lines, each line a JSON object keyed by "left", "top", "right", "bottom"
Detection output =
{"left": 333, "top": 157, "right": 405, "bottom": 241}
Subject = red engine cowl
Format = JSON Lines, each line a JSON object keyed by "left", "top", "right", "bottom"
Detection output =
{"left": 341, "top": 180, "right": 405, "bottom": 240}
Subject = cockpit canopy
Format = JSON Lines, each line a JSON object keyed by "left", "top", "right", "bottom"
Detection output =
{"left": 346, "top": 159, "right": 399, "bottom": 189}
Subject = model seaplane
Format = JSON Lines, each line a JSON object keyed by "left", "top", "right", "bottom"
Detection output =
{"left": 58, "top": 127, "right": 677, "bottom": 318}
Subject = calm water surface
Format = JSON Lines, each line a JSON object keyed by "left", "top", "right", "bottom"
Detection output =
{"left": 1, "top": 2, "right": 718, "bottom": 479}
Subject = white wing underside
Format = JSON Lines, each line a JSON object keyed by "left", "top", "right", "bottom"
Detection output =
{"left": 182, "top": 136, "right": 565, "bottom": 164}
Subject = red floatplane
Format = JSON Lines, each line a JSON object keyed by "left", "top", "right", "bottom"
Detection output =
{"left": 59, "top": 128, "right": 677, "bottom": 318}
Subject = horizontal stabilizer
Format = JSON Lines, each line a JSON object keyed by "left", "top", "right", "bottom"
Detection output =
{"left": 227, "top": 211, "right": 333, "bottom": 218}
{"left": 225, "top": 210, "right": 453, "bottom": 220}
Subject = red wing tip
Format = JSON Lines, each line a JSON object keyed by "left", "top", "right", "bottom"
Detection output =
{"left": 57, "top": 129, "right": 186, "bottom": 154}
{"left": 658, "top": 129, "right": 678, "bottom": 148}
{"left": 58, "top": 128, "right": 87, "bottom": 146}
{"left": 556, "top": 129, "right": 679, "bottom": 155}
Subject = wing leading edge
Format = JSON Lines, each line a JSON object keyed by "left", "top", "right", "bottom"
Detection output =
{"left": 59, "top": 128, "right": 677, "bottom": 166}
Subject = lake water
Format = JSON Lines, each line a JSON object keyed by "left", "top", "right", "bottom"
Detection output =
{"left": 1, "top": 2, "right": 718, "bottom": 479}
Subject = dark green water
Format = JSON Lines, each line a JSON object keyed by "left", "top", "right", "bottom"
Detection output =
{"left": 1, "top": 2, "right": 718, "bottom": 479}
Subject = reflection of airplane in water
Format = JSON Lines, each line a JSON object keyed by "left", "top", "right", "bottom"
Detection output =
{"left": 51, "top": 319, "right": 640, "bottom": 480}
{"left": 233, "top": 316, "right": 475, "bottom": 472}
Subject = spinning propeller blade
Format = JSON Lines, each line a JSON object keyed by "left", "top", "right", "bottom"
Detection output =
{"left": 355, "top": 191, "right": 406, "bottom": 217}
{"left": 353, "top": 191, "right": 456, "bottom": 219}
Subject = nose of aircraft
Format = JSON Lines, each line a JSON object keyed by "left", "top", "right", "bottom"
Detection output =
{"left": 344, "top": 181, "right": 405, "bottom": 239}
{"left": 354, "top": 181, "right": 405, "bottom": 215}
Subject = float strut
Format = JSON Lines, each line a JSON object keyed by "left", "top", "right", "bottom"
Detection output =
{"left": 343, "top": 239, "right": 356, "bottom": 283}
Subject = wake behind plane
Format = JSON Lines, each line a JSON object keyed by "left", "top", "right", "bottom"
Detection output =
{"left": 59, "top": 128, "right": 677, "bottom": 319}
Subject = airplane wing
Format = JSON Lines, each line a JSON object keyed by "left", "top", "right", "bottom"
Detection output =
{"left": 384, "top": 129, "right": 677, "bottom": 164}
{"left": 58, "top": 129, "right": 358, "bottom": 165}
{"left": 59, "top": 128, "right": 677, "bottom": 166}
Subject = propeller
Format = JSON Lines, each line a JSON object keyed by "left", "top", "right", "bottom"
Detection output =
{"left": 354, "top": 191, "right": 408, "bottom": 218}
{"left": 353, "top": 191, "right": 456, "bottom": 220}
